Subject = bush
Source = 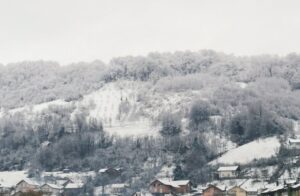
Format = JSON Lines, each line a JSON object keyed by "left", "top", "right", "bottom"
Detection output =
{"left": 189, "top": 100, "right": 217, "bottom": 131}
{"left": 160, "top": 113, "right": 182, "bottom": 136}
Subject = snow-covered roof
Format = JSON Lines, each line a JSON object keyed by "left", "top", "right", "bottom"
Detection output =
{"left": 99, "top": 168, "right": 108, "bottom": 173}
{"left": 286, "top": 179, "right": 297, "bottom": 185}
{"left": 41, "top": 183, "right": 63, "bottom": 189}
{"left": 205, "top": 184, "right": 227, "bottom": 191}
{"left": 217, "top": 166, "right": 239, "bottom": 172}
{"left": 17, "top": 178, "right": 40, "bottom": 186}
{"left": 98, "top": 167, "right": 122, "bottom": 173}
{"left": 288, "top": 138, "right": 300, "bottom": 144}
{"left": 292, "top": 183, "right": 300, "bottom": 189}
{"left": 153, "top": 179, "right": 190, "bottom": 188}
{"left": 239, "top": 179, "right": 266, "bottom": 192}
{"left": 262, "top": 185, "right": 285, "bottom": 193}
{"left": 110, "top": 183, "right": 128, "bottom": 188}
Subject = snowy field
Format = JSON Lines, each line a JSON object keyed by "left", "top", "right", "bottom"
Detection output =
{"left": 210, "top": 136, "right": 281, "bottom": 165}
{"left": 0, "top": 171, "right": 28, "bottom": 187}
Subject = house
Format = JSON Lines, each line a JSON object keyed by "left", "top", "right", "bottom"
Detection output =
{"left": 40, "top": 183, "right": 64, "bottom": 196}
{"left": 202, "top": 184, "right": 226, "bottom": 196}
{"left": 288, "top": 138, "right": 300, "bottom": 149}
{"left": 228, "top": 186, "right": 247, "bottom": 196}
{"left": 149, "top": 179, "right": 192, "bottom": 195}
{"left": 15, "top": 179, "right": 40, "bottom": 193}
{"left": 99, "top": 167, "right": 123, "bottom": 177}
{"left": 217, "top": 166, "right": 240, "bottom": 179}
{"left": 63, "top": 182, "right": 84, "bottom": 196}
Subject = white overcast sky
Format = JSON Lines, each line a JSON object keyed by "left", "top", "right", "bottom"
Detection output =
{"left": 0, "top": 0, "right": 299, "bottom": 65}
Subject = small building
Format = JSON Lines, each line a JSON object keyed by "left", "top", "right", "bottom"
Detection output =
{"left": 63, "top": 182, "right": 84, "bottom": 196}
{"left": 288, "top": 138, "right": 300, "bottom": 149}
{"left": 228, "top": 186, "right": 247, "bottom": 196}
{"left": 40, "top": 183, "right": 63, "bottom": 196}
{"left": 94, "top": 183, "right": 129, "bottom": 195}
{"left": 99, "top": 167, "right": 123, "bottom": 177}
{"left": 149, "top": 179, "right": 192, "bottom": 195}
{"left": 203, "top": 184, "right": 226, "bottom": 196}
{"left": 217, "top": 166, "right": 240, "bottom": 179}
{"left": 15, "top": 179, "right": 40, "bottom": 193}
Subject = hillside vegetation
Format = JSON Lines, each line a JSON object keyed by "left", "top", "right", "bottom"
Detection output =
{"left": 1, "top": 50, "right": 300, "bottom": 192}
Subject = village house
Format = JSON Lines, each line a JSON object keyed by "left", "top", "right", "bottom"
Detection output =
{"left": 203, "top": 184, "right": 226, "bottom": 196}
{"left": 99, "top": 167, "right": 123, "bottom": 177}
{"left": 228, "top": 186, "right": 247, "bottom": 196}
{"left": 15, "top": 179, "right": 40, "bottom": 193}
{"left": 149, "top": 179, "right": 192, "bottom": 195}
{"left": 217, "top": 166, "right": 240, "bottom": 179}
{"left": 40, "top": 183, "right": 64, "bottom": 196}
{"left": 288, "top": 138, "right": 300, "bottom": 149}
{"left": 63, "top": 182, "right": 84, "bottom": 196}
{"left": 202, "top": 184, "right": 226, "bottom": 196}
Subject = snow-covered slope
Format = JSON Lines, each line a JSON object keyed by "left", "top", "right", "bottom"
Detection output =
{"left": 210, "top": 136, "right": 281, "bottom": 165}
{"left": 0, "top": 171, "right": 28, "bottom": 187}
{"left": 0, "top": 81, "right": 160, "bottom": 137}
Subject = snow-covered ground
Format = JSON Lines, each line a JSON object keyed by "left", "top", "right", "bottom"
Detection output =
{"left": 236, "top": 82, "right": 248, "bottom": 89}
{"left": 210, "top": 136, "right": 281, "bottom": 165}
{"left": 0, "top": 171, "right": 28, "bottom": 187}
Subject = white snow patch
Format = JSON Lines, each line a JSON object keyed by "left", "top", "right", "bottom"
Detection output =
{"left": 236, "top": 82, "right": 248, "bottom": 89}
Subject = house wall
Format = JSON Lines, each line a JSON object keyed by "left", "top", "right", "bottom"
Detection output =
{"left": 203, "top": 186, "right": 225, "bottom": 196}
{"left": 174, "top": 184, "right": 191, "bottom": 194}
{"left": 149, "top": 181, "right": 172, "bottom": 194}
{"left": 219, "top": 171, "right": 237, "bottom": 178}
{"left": 228, "top": 187, "right": 247, "bottom": 196}
{"left": 41, "top": 185, "right": 62, "bottom": 196}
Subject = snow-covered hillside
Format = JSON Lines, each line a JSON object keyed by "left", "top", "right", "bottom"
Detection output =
{"left": 0, "top": 81, "right": 161, "bottom": 137}
{"left": 210, "top": 136, "right": 281, "bottom": 165}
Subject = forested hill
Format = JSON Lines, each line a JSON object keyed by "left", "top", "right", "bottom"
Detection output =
{"left": 0, "top": 50, "right": 300, "bottom": 186}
